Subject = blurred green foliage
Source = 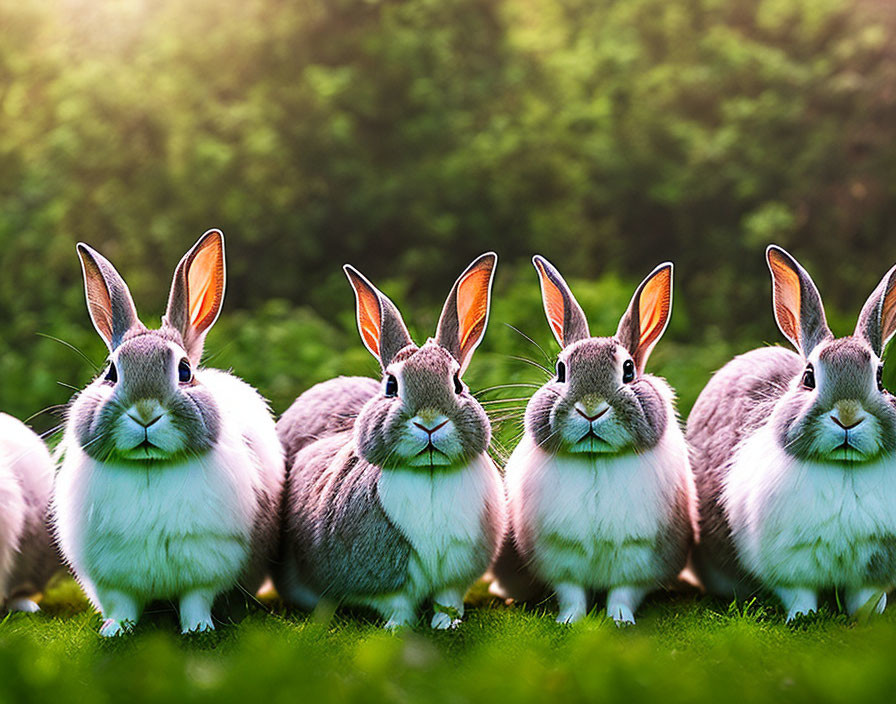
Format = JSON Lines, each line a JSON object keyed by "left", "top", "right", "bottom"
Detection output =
{"left": 2, "top": 0, "right": 896, "bottom": 432}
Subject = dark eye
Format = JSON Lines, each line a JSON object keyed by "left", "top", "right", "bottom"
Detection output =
{"left": 878, "top": 365, "right": 885, "bottom": 393}
{"left": 178, "top": 358, "right": 193, "bottom": 384}
{"left": 802, "top": 364, "right": 815, "bottom": 390}
{"left": 385, "top": 374, "right": 398, "bottom": 397}
{"left": 104, "top": 362, "right": 118, "bottom": 384}
{"left": 556, "top": 360, "right": 567, "bottom": 383}
{"left": 453, "top": 372, "right": 463, "bottom": 395}
{"left": 622, "top": 359, "right": 635, "bottom": 384}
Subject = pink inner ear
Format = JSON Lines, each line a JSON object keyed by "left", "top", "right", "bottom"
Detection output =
{"left": 769, "top": 253, "right": 803, "bottom": 347}
{"left": 882, "top": 279, "right": 896, "bottom": 343}
{"left": 636, "top": 267, "right": 671, "bottom": 352}
{"left": 349, "top": 277, "right": 382, "bottom": 357}
{"left": 456, "top": 266, "right": 491, "bottom": 354}
{"left": 536, "top": 263, "right": 567, "bottom": 345}
{"left": 187, "top": 241, "right": 224, "bottom": 329}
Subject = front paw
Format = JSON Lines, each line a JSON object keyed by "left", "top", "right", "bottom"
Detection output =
{"left": 7, "top": 598, "right": 40, "bottom": 614}
{"left": 99, "top": 618, "right": 134, "bottom": 638}
{"left": 431, "top": 611, "right": 462, "bottom": 630}
{"left": 181, "top": 615, "right": 215, "bottom": 635}
{"left": 607, "top": 604, "right": 636, "bottom": 627}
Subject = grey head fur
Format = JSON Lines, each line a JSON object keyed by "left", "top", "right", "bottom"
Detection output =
{"left": 527, "top": 257, "right": 675, "bottom": 456}
{"left": 70, "top": 231, "right": 227, "bottom": 463}
{"left": 344, "top": 254, "right": 497, "bottom": 469}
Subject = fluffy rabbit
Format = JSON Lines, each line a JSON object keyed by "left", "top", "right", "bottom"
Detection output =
{"left": 494, "top": 256, "right": 695, "bottom": 625}
{"left": 54, "top": 230, "right": 285, "bottom": 636}
{"left": 0, "top": 414, "right": 58, "bottom": 612}
{"left": 276, "top": 254, "right": 506, "bottom": 629}
{"left": 689, "top": 246, "right": 896, "bottom": 620}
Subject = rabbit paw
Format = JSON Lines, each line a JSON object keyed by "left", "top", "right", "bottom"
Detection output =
{"left": 99, "top": 618, "right": 134, "bottom": 638}
{"left": 608, "top": 605, "right": 636, "bottom": 627}
{"left": 555, "top": 582, "right": 587, "bottom": 624}
{"left": 431, "top": 611, "right": 461, "bottom": 630}
{"left": 7, "top": 598, "right": 40, "bottom": 613}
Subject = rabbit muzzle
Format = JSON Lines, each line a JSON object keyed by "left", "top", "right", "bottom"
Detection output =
{"left": 114, "top": 398, "right": 184, "bottom": 460}
{"left": 560, "top": 396, "right": 624, "bottom": 454}
{"left": 398, "top": 409, "right": 462, "bottom": 467}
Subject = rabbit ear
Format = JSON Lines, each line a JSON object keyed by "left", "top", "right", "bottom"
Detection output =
{"left": 76, "top": 243, "right": 142, "bottom": 351}
{"left": 532, "top": 255, "right": 589, "bottom": 348}
{"left": 616, "top": 262, "right": 673, "bottom": 372}
{"left": 344, "top": 265, "right": 414, "bottom": 368}
{"left": 164, "top": 229, "right": 226, "bottom": 362}
{"left": 766, "top": 245, "right": 832, "bottom": 357}
{"left": 435, "top": 253, "right": 497, "bottom": 375}
{"left": 856, "top": 263, "right": 896, "bottom": 356}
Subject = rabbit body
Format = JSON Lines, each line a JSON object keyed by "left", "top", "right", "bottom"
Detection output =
{"left": 54, "top": 231, "right": 284, "bottom": 635}
{"left": 506, "top": 394, "right": 693, "bottom": 594}
{"left": 689, "top": 246, "right": 896, "bottom": 619}
{"left": 493, "top": 257, "right": 695, "bottom": 624}
{"left": 0, "top": 413, "right": 58, "bottom": 610}
{"left": 56, "top": 370, "right": 282, "bottom": 612}
{"left": 277, "top": 255, "right": 505, "bottom": 628}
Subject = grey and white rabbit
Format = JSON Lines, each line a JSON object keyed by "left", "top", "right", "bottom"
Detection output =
{"left": 493, "top": 256, "right": 695, "bottom": 625}
{"left": 276, "top": 254, "right": 506, "bottom": 629}
{"left": 0, "top": 414, "right": 58, "bottom": 612}
{"left": 54, "top": 231, "right": 285, "bottom": 636}
{"left": 689, "top": 246, "right": 896, "bottom": 620}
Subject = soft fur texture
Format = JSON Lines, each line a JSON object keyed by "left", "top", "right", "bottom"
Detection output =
{"left": 0, "top": 414, "right": 58, "bottom": 611}
{"left": 54, "top": 232, "right": 284, "bottom": 636}
{"left": 492, "top": 257, "right": 695, "bottom": 624}
{"left": 276, "top": 254, "right": 506, "bottom": 628}
{"left": 688, "top": 246, "right": 896, "bottom": 620}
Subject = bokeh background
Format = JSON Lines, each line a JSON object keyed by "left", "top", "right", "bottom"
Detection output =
{"left": 2, "top": 0, "right": 896, "bottom": 438}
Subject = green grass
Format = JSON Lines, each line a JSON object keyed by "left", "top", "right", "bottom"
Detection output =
{"left": 3, "top": 578, "right": 896, "bottom": 704}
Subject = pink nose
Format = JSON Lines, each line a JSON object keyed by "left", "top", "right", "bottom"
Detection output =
{"left": 831, "top": 416, "right": 863, "bottom": 431}
{"left": 575, "top": 407, "right": 608, "bottom": 423}
{"left": 413, "top": 419, "right": 449, "bottom": 435}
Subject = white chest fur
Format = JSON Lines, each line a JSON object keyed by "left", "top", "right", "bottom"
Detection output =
{"left": 725, "top": 425, "right": 896, "bottom": 588}
{"left": 377, "top": 454, "right": 505, "bottom": 597}
{"left": 506, "top": 431, "right": 691, "bottom": 587}
{"left": 55, "top": 444, "right": 261, "bottom": 602}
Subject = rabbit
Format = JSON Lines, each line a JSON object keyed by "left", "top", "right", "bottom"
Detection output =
{"left": 53, "top": 230, "right": 285, "bottom": 636}
{"left": 275, "top": 253, "right": 506, "bottom": 629}
{"left": 0, "top": 414, "right": 58, "bottom": 612}
{"left": 493, "top": 256, "right": 696, "bottom": 625}
{"left": 688, "top": 245, "right": 896, "bottom": 621}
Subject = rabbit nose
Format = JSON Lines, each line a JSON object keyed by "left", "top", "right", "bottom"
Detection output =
{"left": 413, "top": 417, "right": 450, "bottom": 435}
{"left": 574, "top": 400, "right": 609, "bottom": 422}
{"left": 127, "top": 401, "right": 164, "bottom": 428}
{"left": 831, "top": 400, "right": 865, "bottom": 430}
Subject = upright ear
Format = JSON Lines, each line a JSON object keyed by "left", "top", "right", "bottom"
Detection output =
{"left": 435, "top": 252, "right": 497, "bottom": 375}
{"left": 766, "top": 245, "right": 832, "bottom": 357}
{"left": 856, "top": 263, "right": 896, "bottom": 356}
{"left": 76, "top": 243, "right": 142, "bottom": 351}
{"left": 344, "top": 265, "right": 414, "bottom": 368}
{"left": 616, "top": 262, "right": 673, "bottom": 373}
{"left": 532, "top": 255, "right": 589, "bottom": 348}
{"left": 164, "top": 229, "right": 226, "bottom": 363}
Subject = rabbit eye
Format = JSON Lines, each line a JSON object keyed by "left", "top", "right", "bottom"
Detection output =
{"left": 802, "top": 364, "right": 815, "bottom": 390}
{"left": 556, "top": 360, "right": 567, "bottom": 383}
{"left": 178, "top": 358, "right": 193, "bottom": 384}
{"left": 878, "top": 365, "right": 885, "bottom": 393}
{"left": 622, "top": 359, "right": 635, "bottom": 384}
{"left": 104, "top": 363, "right": 118, "bottom": 384}
{"left": 453, "top": 372, "right": 464, "bottom": 395}
{"left": 384, "top": 374, "right": 398, "bottom": 397}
